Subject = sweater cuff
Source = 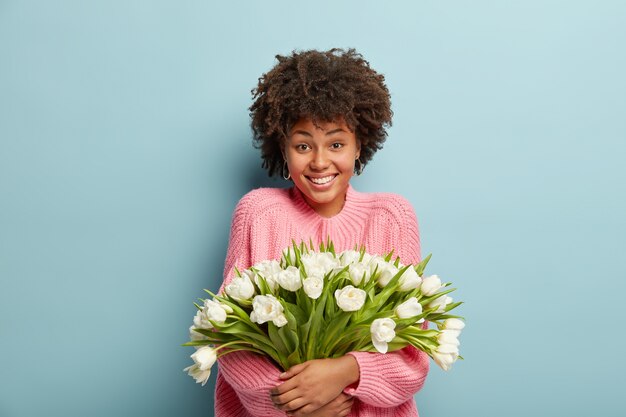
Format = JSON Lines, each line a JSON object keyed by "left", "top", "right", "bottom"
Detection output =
{"left": 343, "top": 351, "right": 383, "bottom": 398}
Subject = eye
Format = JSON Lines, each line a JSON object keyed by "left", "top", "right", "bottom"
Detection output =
{"left": 295, "top": 144, "right": 310, "bottom": 152}
{"left": 330, "top": 142, "right": 344, "bottom": 150}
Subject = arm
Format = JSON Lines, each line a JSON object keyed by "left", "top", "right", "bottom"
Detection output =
{"left": 214, "top": 193, "right": 286, "bottom": 416}
{"left": 270, "top": 355, "right": 359, "bottom": 415}
{"left": 215, "top": 372, "right": 251, "bottom": 417}
{"left": 343, "top": 195, "right": 429, "bottom": 407}
{"left": 345, "top": 345, "right": 429, "bottom": 407}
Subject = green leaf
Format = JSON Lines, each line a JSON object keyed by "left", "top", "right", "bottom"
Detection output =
{"left": 419, "top": 286, "right": 457, "bottom": 305}
{"left": 372, "top": 265, "right": 412, "bottom": 307}
{"left": 182, "top": 340, "right": 212, "bottom": 347}
{"left": 251, "top": 273, "right": 272, "bottom": 295}
{"left": 320, "top": 312, "right": 353, "bottom": 354}
{"left": 306, "top": 293, "right": 329, "bottom": 360}
{"left": 415, "top": 254, "right": 432, "bottom": 276}
{"left": 267, "top": 323, "right": 290, "bottom": 368}
{"left": 287, "top": 350, "right": 302, "bottom": 368}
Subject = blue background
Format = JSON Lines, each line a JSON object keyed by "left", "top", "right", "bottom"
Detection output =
{"left": 1, "top": 1, "right": 625, "bottom": 416}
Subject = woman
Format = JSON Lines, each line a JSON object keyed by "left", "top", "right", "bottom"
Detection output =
{"left": 216, "top": 48, "right": 429, "bottom": 417}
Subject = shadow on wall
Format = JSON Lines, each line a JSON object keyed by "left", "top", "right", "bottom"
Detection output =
{"left": 245, "top": 153, "right": 287, "bottom": 191}
{"left": 192, "top": 136, "right": 289, "bottom": 412}
{"left": 201, "top": 134, "right": 288, "bottom": 290}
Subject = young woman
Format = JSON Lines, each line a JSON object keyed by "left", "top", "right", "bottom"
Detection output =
{"left": 216, "top": 48, "right": 429, "bottom": 417}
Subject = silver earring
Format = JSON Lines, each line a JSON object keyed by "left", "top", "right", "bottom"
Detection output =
{"left": 282, "top": 161, "right": 291, "bottom": 180}
{"left": 354, "top": 158, "right": 363, "bottom": 176}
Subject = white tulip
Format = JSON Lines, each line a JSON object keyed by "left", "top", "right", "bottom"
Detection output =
{"left": 420, "top": 275, "right": 442, "bottom": 296}
{"left": 282, "top": 247, "right": 297, "bottom": 265}
{"left": 334, "top": 285, "right": 367, "bottom": 311}
{"left": 225, "top": 275, "right": 255, "bottom": 301}
{"left": 437, "top": 330, "right": 460, "bottom": 346}
{"left": 369, "top": 257, "right": 398, "bottom": 287}
{"left": 432, "top": 351, "right": 457, "bottom": 371}
{"left": 249, "top": 294, "right": 288, "bottom": 327}
{"left": 437, "top": 342, "right": 459, "bottom": 355}
{"left": 276, "top": 266, "right": 302, "bottom": 291}
{"left": 370, "top": 318, "right": 396, "bottom": 354}
{"left": 398, "top": 267, "right": 422, "bottom": 291}
{"left": 339, "top": 250, "right": 361, "bottom": 266}
{"left": 203, "top": 299, "right": 231, "bottom": 325}
{"left": 395, "top": 297, "right": 424, "bottom": 322}
{"left": 442, "top": 318, "right": 465, "bottom": 337}
{"left": 184, "top": 363, "right": 212, "bottom": 386}
{"left": 254, "top": 259, "right": 282, "bottom": 276}
{"left": 358, "top": 252, "right": 372, "bottom": 265}
{"left": 189, "top": 325, "right": 208, "bottom": 343}
{"left": 193, "top": 309, "right": 212, "bottom": 330}
{"left": 242, "top": 268, "right": 256, "bottom": 280}
{"left": 253, "top": 260, "right": 281, "bottom": 291}
{"left": 303, "top": 275, "right": 324, "bottom": 299}
{"left": 273, "top": 314, "right": 288, "bottom": 327}
{"left": 317, "top": 252, "right": 340, "bottom": 272}
{"left": 443, "top": 318, "right": 465, "bottom": 331}
{"left": 348, "top": 263, "right": 369, "bottom": 285}
{"left": 190, "top": 345, "right": 217, "bottom": 371}
{"left": 301, "top": 252, "right": 339, "bottom": 276}
{"left": 184, "top": 346, "right": 217, "bottom": 385}
{"left": 428, "top": 295, "right": 453, "bottom": 313}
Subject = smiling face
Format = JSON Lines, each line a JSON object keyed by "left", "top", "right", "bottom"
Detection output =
{"left": 283, "top": 118, "right": 360, "bottom": 218}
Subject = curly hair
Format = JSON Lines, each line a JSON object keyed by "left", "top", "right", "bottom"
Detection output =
{"left": 249, "top": 48, "right": 393, "bottom": 177}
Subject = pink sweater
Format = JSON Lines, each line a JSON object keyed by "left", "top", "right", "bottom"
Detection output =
{"left": 215, "top": 185, "right": 429, "bottom": 417}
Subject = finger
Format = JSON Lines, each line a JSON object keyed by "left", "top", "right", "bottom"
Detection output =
{"left": 279, "top": 362, "right": 307, "bottom": 380}
{"left": 270, "top": 377, "right": 300, "bottom": 396}
{"left": 270, "top": 389, "right": 301, "bottom": 406}
{"left": 339, "top": 399, "right": 354, "bottom": 414}
{"left": 275, "top": 397, "right": 308, "bottom": 412}
{"left": 294, "top": 402, "right": 324, "bottom": 415}
{"left": 335, "top": 393, "right": 352, "bottom": 402}
{"left": 338, "top": 407, "right": 352, "bottom": 417}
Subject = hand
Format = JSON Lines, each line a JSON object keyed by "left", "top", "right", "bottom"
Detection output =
{"left": 270, "top": 356, "right": 359, "bottom": 414}
{"left": 289, "top": 393, "right": 354, "bottom": 417}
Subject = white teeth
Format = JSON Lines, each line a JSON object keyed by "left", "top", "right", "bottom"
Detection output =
{"left": 309, "top": 176, "right": 335, "bottom": 185}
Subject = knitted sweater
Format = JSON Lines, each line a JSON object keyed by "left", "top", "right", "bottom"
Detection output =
{"left": 215, "top": 185, "right": 429, "bottom": 417}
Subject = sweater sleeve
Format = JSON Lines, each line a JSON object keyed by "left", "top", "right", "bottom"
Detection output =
{"left": 344, "top": 195, "right": 430, "bottom": 407}
{"left": 215, "top": 372, "right": 252, "bottom": 417}
{"left": 215, "top": 192, "right": 287, "bottom": 416}
{"left": 220, "top": 194, "right": 253, "bottom": 292}
{"left": 217, "top": 351, "right": 286, "bottom": 417}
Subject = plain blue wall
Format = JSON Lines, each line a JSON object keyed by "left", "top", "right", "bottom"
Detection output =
{"left": 1, "top": 1, "right": 625, "bottom": 416}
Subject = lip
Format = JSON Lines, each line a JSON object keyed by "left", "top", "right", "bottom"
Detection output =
{"left": 305, "top": 174, "right": 338, "bottom": 189}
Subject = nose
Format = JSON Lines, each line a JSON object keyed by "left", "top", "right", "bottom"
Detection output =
{"left": 310, "top": 149, "right": 330, "bottom": 170}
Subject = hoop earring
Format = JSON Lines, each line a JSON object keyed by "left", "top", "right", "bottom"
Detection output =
{"left": 354, "top": 158, "right": 363, "bottom": 176}
{"left": 282, "top": 161, "right": 291, "bottom": 180}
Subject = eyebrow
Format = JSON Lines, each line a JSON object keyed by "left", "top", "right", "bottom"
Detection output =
{"left": 291, "top": 128, "right": 347, "bottom": 137}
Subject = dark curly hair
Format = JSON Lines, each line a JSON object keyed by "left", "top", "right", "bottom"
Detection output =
{"left": 249, "top": 48, "right": 393, "bottom": 177}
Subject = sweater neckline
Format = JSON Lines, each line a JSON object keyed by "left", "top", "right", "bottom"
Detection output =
{"left": 291, "top": 184, "right": 360, "bottom": 223}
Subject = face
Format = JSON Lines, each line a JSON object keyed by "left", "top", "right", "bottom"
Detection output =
{"left": 283, "top": 118, "right": 360, "bottom": 218}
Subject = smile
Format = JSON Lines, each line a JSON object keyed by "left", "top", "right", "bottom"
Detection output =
{"left": 306, "top": 175, "right": 337, "bottom": 185}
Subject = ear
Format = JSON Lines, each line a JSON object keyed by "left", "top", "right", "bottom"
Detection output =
{"left": 355, "top": 140, "right": 361, "bottom": 160}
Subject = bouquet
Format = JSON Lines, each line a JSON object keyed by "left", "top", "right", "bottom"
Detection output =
{"left": 183, "top": 240, "right": 465, "bottom": 386}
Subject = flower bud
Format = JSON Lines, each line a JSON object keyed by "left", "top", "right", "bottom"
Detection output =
{"left": 303, "top": 275, "right": 324, "bottom": 299}
{"left": 334, "top": 285, "right": 367, "bottom": 311}
{"left": 276, "top": 266, "right": 302, "bottom": 291}
{"left": 398, "top": 267, "right": 422, "bottom": 291}
{"left": 395, "top": 297, "right": 424, "bottom": 321}
{"left": 225, "top": 275, "right": 255, "bottom": 301}
{"left": 420, "top": 275, "right": 442, "bottom": 296}
{"left": 370, "top": 318, "right": 396, "bottom": 354}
